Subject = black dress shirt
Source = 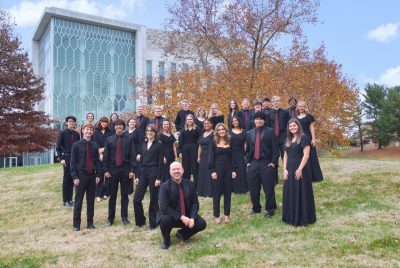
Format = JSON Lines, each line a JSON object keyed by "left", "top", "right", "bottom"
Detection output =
{"left": 149, "top": 116, "right": 166, "bottom": 132}
{"left": 70, "top": 139, "right": 101, "bottom": 179}
{"left": 103, "top": 132, "right": 136, "bottom": 173}
{"left": 266, "top": 108, "right": 290, "bottom": 136}
{"left": 245, "top": 126, "right": 279, "bottom": 165}
{"left": 92, "top": 128, "right": 113, "bottom": 148}
{"left": 56, "top": 128, "right": 80, "bottom": 160}
{"left": 136, "top": 115, "right": 149, "bottom": 135}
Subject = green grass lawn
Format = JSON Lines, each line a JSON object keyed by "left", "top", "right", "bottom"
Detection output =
{"left": 0, "top": 158, "right": 399, "bottom": 267}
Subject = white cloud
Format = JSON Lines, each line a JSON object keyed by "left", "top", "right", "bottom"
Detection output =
{"left": 7, "top": 0, "right": 143, "bottom": 28}
{"left": 376, "top": 65, "right": 400, "bottom": 87}
{"left": 367, "top": 23, "right": 399, "bottom": 43}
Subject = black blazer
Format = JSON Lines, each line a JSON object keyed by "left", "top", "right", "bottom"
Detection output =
{"left": 138, "top": 140, "right": 164, "bottom": 181}
{"left": 136, "top": 115, "right": 149, "bottom": 135}
{"left": 245, "top": 126, "right": 279, "bottom": 166}
{"left": 157, "top": 178, "right": 200, "bottom": 223}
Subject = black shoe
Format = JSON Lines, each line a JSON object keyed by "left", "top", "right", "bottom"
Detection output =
{"left": 265, "top": 210, "right": 275, "bottom": 218}
{"left": 68, "top": 200, "right": 74, "bottom": 206}
{"left": 107, "top": 220, "right": 114, "bottom": 226}
{"left": 248, "top": 210, "right": 261, "bottom": 215}
{"left": 73, "top": 226, "right": 80, "bottom": 231}
{"left": 161, "top": 237, "right": 170, "bottom": 250}
{"left": 87, "top": 224, "right": 96, "bottom": 229}
{"left": 64, "top": 202, "right": 73, "bottom": 208}
{"left": 175, "top": 231, "right": 185, "bottom": 243}
{"left": 149, "top": 226, "right": 157, "bottom": 230}
{"left": 122, "top": 219, "right": 130, "bottom": 225}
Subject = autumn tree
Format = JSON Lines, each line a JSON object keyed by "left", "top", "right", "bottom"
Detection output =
{"left": 0, "top": 10, "right": 56, "bottom": 156}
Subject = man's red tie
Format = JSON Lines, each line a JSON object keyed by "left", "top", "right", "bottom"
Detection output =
{"left": 244, "top": 110, "right": 249, "bottom": 128}
{"left": 137, "top": 116, "right": 141, "bottom": 128}
{"left": 86, "top": 141, "right": 93, "bottom": 174}
{"left": 116, "top": 135, "right": 122, "bottom": 166}
{"left": 155, "top": 118, "right": 159, "bottom": 129}
{"left": 291, "top": 109, "right": 295, "bottom": 118}
{"left": 178, "top": 183, "right": 185, "bottom": 216}
{"left": 254, "top": 128, "right": 261, "bottom": 160}
{"left": 274, "top": 110, "right": 280, "bottom": 137}
{"left": 71, "top": 132, "right": 75, "bottom": 145}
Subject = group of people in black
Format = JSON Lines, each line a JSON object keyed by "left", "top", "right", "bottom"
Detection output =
{"left": 56, "top": 96, "right": 323, "bottom": 249}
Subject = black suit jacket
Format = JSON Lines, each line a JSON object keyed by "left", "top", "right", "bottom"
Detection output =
{"left": 149, "top": 116, "right": 166, "bottom": 132}
{"left": 157, "top": 178, "right": 200, "bottom": 223}
{"left": 245, "top": 126, "right": 279, "bottom": 166}
{"left": 136, "top": 115, "right": 149, "bottom": 135}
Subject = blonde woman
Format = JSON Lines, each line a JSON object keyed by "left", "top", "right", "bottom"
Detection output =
{"left": 208, "top": 103, "right": 224, "bottom": 130}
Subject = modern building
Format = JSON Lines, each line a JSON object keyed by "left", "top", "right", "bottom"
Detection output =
{"left": 2, "top": 7, "right": 191, "bottom": 167}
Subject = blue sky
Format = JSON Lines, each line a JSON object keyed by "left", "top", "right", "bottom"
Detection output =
{"left": 1, "top": 0, "right": 399, "bottom": 90}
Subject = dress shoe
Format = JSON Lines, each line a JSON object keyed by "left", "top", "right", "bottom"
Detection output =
{"left": 73, "top": 226, "right": 80, "bottom": 231}
{"left": 87, "top": 224, "right": 96, "bottom": 229}
{"left": 107, "top": 220, "right": 114, "bottom": 226}
{"left": 175, "top": 231, "right": 185, "bottom": 243}
{"left": 161, "top": 236, "right": 171, "bottom": 250}
{"left": 248, "top": 210, "right": 261, "bottom": 215}
{"left": 122, "top": 219, "right": 130, "bottom": 225}
{"left": 68, "top": 200, "right": 74, "bottom": 206}
{"left": 64, "top": 202, "right": 73, "bottom": 208}
{"left": 265, "top": 210, "right": 275, "bottom": 218}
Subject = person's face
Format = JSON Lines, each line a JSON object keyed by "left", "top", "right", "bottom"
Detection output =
{"left": 272, "top": 99, "right": 280, "bottom": 109}
{"left": 128, "top": 119, "right": 136, "bottom": 128}
{"left": 211, "top": 106, "right": 218, "bottom": 114}
{"left": 254, "top": 104, "right": 261, "bottom": 111}
{"left": 115, "top": 124, "right": 124, "bottom": 135}
{"left": 254, "top": 118, "right": 265, "bottom": 128}
{"left": 288, "top": 122, "right": 299, "bottom": 134}
{"left": 230, "top": 101, "right": 236, "bottom": 109}
{"left": 82, "top": 126, "right": 93, "bottom": 139}
{"left": 101, "top": 121, "right": 108, "bottom": 129}
{"left": 111, "top": 114, "right": 118, "bottom": 121}
{"left": 170, "top": 163, "right": 184, "bottom": 183}
{"left": 182, "top": 102, "right": 189, "bottom": 110}
{"left": 137, "top": 107, "right": 143, "bottom": 115}
{"left": 217, "top": 126, "right": 226, "bottom": 137}
{"left": 242, "top": 100, "right": 249, "bottom": 109}
{"left": 232, "top": 117, "right": 239, "bottom": 128}
{"left": 199, "top": 108, "right": 205, "bottom": 117}
{"left": 297, "top": 103, "right": 305, "bottom": 113}
{"left": 204, "top": 120, "right": 212, "bottom": 130}
{"left": 290, "top": 99, "right": 297, "bottom": 108}
{"left": 146, "top": 128, "right": 156, "bottom": 140}
{"left": 67, "top": 119, "right": 76, "bottom": 129}
{"left": 162, "top": 121, "right": 170, "bottom": 131}
{"left": 86, "top": 114, "right": 94, "bottom": 122}
{"left": 155, "top": 108, "right": 162, "bottom": 117}
{"left": 186, "top": 116, "right": 194, "bottom": 126}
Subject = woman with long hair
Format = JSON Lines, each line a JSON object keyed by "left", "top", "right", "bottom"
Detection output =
{"left": 227, "top": 100, "right": 239, "bottom": 129}
{"left": 197, "top": 118, "right": 214, "bottom": 197}
{"left": 208, "top": 123, "right": 237, "bottom": 223}
{"left": 208, "top": 103, "right": 224, "bottom": 130}
{"left": 195, "top": 107, "right": 207, "bottom": 130}
{"left": 229, "top": 116, "right": 247, "bottom": 194}
{"left": 296, "top": 101, "right": 323, "bottom": 182}
{"left": 92, "top": 116, "right": 113, "bottom": 201}
{"left": 282, "top": 118, "right": 316, "bottom": 227}
{"left": 178, "top": 114, "right": 201, "bottom": 187}
{"left": 159, "top": 119, "right": 178, "bottom": 182}
{"left": 133, "top": 124, "right": 163, "bottom": 229}
{"left": 109, "top": 113, "right": 119, "bottom": 134}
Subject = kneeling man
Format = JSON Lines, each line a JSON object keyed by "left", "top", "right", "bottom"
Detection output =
{"left": 157, "top": 162, "right": 206, "bottom": 249}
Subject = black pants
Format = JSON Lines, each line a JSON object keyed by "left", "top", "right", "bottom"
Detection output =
{"left": 247, "top": 160, "right": 277, "bottom": 213}
{"left": 159, "top": 214, "right": 206, "bottom": 240}
{"left": 73, "top": 171, "right": 96, "bottom": 228}
{"left": 108, "top": 165, "right": 131, "bottom": 222}
{"left": 62, "top": 157, "right": 74, "bottom": 203}
{"left": 182, "top": 143, "right": 198, "bottom": 187}
{"left": 134, "top": 166, "right": 159, "bottom": 228}
{"left": 95, "top": 174, "right": 109, "bottom": 198}
{"left": 212, "top": 162, "right": 232, "bottom": 217}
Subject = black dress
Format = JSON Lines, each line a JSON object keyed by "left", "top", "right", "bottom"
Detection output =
{"left": 159, "top": 133, "right": 176, "bottom": 182}
{"left": 197, "top": 132, "right": 214, "bottom": 197}
{"left": 297, "top": 114, "right": 324, "bottom": 182}
{"left": 229, "top": 129, "right": 247, "bottom": 194}
{"left": 178, "top": 127, "right": 201, "bottom": 186}
{"left": 282, "top": 135, "right": 316, "bottom": 226}
{"left": 195, "top": 117, "right": 205, "bottom": 130}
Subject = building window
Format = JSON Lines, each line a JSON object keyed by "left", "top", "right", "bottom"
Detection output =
{"left": 171, "top": 62, "right": 177, "bottom": 72}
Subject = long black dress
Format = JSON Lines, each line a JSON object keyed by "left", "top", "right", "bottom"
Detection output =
{"left": 159, "top": 133, "right": 176, "bottom": 182}
{"left": 178, "top": 127, "right": 201, "bottom": 187}
{"left": 297, "top": 114, "right": 324, "bottom": 182}
{"left": 197, "top": 132, "right": 214, "bottom": 197}
{"left": 282, "top": 135, "right": 316, "bottom": 227}
{"left": 229, "top": 129, "right": 247, "bottom": 194}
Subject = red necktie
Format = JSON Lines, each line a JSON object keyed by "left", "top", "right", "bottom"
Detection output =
{"left": 137, "top": 116, "right": 141, "bottom": 127}
{"left": 155, "top": 118, "right": 159, "bottom": 129}
{"left": 178, "top": 183, "right": 185, "bottom": 216}
{"left": 71, "top": 132, "right": 75, "bottom": 145}
{"left": 86, "top": 141, "right": 93, "bottom": 174}
{"left": 244, "top": 110, "right": 249, "bottom": 128}
{"left": 291, "top": 109, "right": 295, "bottom": 118}
{"left": 254, "top": 128, "right": 261, "bottom": 160}
{"left": 116, "top": 135, "right": 122, "bottom": 166}
{"left": 274, "top": 110, "right": 280, "bottom": 137}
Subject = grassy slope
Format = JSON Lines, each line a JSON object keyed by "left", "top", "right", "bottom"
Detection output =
{"left": 0, "top": 158, "right": 399, "bottom": 267}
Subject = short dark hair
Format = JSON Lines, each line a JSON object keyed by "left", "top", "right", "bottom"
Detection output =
{"left": 288, "top": 97, "right": 297, "bottom": 104}
{"left": 113, "top": 119, "right": 126, "bottom": 128}
{"left": 263, "top": 98, "right": 270, "bottom": 102}
{"left": 253, "top": 111, "right": 266, "bottom": 121}
{"left": 65, "top": 115, "right": 77, "bottom": 122}
{"left": 253, "top": 101, "right": 262, "bottom": 107}
{"left": 86, "top": 112, "right": 94, "bottom": 119}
